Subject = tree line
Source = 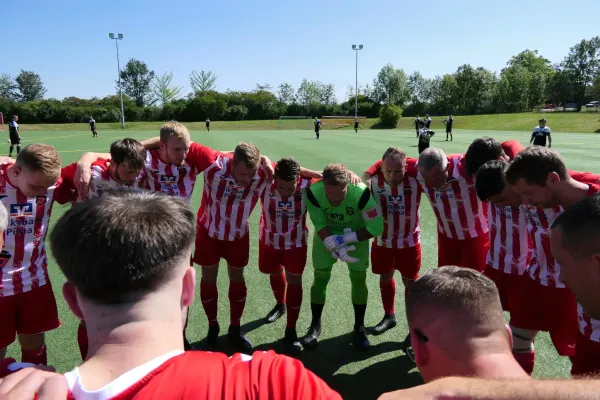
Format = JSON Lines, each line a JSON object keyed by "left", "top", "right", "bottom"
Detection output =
{"left": 1, "top": 35, "right": 599, "bottom": 125}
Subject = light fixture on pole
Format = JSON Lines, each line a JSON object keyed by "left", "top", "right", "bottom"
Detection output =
{"left": 351, "top": 44, "right": 363, "bottom": 119}
{"left": 109, "top": 33, "right": 125, "bottom": 129}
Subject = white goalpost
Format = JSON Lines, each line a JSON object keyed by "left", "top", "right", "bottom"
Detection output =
{"left": 277, "top": 116, "right": 313, "bottom": 130}
{"left": 321, "top": 116, "right": 367, "bottom": 130}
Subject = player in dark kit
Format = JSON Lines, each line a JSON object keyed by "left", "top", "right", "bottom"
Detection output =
{"left": 424, "top": 114, "right": 432, "bottom": 129}
{"left": 354, "top": 119, "right": 359, "bottom": 133}
{"left": 8, "top": 115, "right": 20, "bottom": 157}
{"left": 530, "top": 118, "right": 551, "bottom": 148}
{"left": 314, "top": 118, "right": 321, "bottom": 139}
{"left": 413, "top": 116, "right": 422, "bottom": 137}
{"left": 89, "top": 117, "right": 97, "bottom": 138}
{"left": 417, "top": 120, "right": 435, "bottom": 154}
{"left": 206, "top": 118, "right": 210, "bottom": 132}
{"left": 443, "top": 115, "right": 454, "bottom": 141}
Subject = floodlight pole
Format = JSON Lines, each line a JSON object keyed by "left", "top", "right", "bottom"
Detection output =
{"left": 109, "top": 33, "right": 125, "bottom": 129}
{"left": 352, "top": 44, "right": 363, "bottom": 119}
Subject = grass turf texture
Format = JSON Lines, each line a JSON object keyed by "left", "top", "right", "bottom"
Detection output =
{"left": 6, "top": 126, "right": 600, "bottom": 399}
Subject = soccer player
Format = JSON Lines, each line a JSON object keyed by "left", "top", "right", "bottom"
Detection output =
{"left": 8, "top": 116, "right": 20, "bottom": 157}
{"left": 504, "top": 146, "right": 600, "bottom": 373}
{"left": 206, "top": 117, "right": 210, "bottom": 132}
{"left": 43, "top": 189, "right": 341, "bottom": 399}
{"left": 412, "top": 115, "right": 421, "bottom": 137}
{"left": 530, "top": 118, "right": 551, "bottom": 148}
{"left": 406, "top": 267, "right": 528, "bottom": 382}
{"left": 417, "top": 148, "right": 489, "bottom": 271}
{"left": 424, "top": 114, "right": 431, "bottom": 129}
{"left": 551, "top": 194, "right": 600, "bottom": 376}
{"left": 0, "top": 144, "right": 71, "bottom": 369}
{"left": 417, "top": 120, "right": 435, "bottom": 154}
{"left": 314, "top": 117, "right": 321, "bottom": 139}
{"left": 88, "top": 116, "right": 97, "bottom": 138}
{"left": 362, "top": 148, "right": 422, "bottom": 335}
{"left": 354, "top": 118, "right": 359, "bottom": 133}
{"left": 464, "top": 137, "right": 524, "bottom": 177}
{"left": 303, "top": 163, "right": 383, "bottom": 351}
{"left": 443, "top": 114, "right": 454, "bottom": 141}
{"left": 259, "top": 158, "right": 321, "bottom": 353}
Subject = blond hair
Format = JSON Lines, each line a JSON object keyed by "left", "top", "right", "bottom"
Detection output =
{"left": 234, "top": 142, "right": 261, "bottom": 169}
{"left": 16, "top": 144, "right": 61, "bottom": 180}
{"left": 159, "top": 121, "right": 190, "bottom": 143}
{"left": 323, "top": 163, "right": 350, "bottom": 186}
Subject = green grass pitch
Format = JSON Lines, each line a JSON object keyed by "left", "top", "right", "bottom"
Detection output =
{"left": 6, "top": 127, "right": 600, "bottom": 399}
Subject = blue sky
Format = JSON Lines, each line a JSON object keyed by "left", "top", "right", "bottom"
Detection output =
{"left": 5, "top": 0, "right": 600, "bottom": 102}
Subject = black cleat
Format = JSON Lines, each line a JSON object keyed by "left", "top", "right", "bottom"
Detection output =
{"left": 372, "top": 314, "right": 397, "bottom": 336}
{"left": 228, "top": 326, "right": 253, "bottom": 353}
{"left": 264, "top": 304, "right": 286, "bottom": 324}
{"left": 301, "top": 323, "right": 322, "bottom": 350}
{"left": 283, "top": 328, "right": 303, "bottom": 354}
{"left": 353, "top": 326, "right": 370, "bottom": 351}
{"left": 205, "top": 323, "right": 220, "bottom": 350}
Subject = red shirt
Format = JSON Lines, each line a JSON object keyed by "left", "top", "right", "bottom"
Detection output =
{"left": 65, "top": 350, "right": 341, "bottom": 400}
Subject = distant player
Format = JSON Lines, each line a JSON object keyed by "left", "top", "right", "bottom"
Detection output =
{"left": 88, "top": 116, "right": 97, "bottom": 138}
{"left": 354, "top": 118, "right": 359, "bottom": 133}
{"left": 206, "top": 118, "right": 210, "bottom": 132}
{"left": 8, "top": 116, "right": 20, "bottom": 157}
{"left": 412, "top": 115, "right": 422, "bottom": 137}
{"left": 314, "top": 117, "right": 321, "bottom": 139}
{"left": 424, "top": 114, "right": 432, "bottom": 129}
{"left": 443, "top": 115, "right": 454, "bottom": 141}
{"left": 530, "top": 118, "right": 551, "bottom": 148}
{"left": 417, "top": 121, "right": 435, "bottom": 154}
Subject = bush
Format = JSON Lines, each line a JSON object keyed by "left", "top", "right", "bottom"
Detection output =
{"left": 378, "top": 104, "right": 403, "bottom": 127}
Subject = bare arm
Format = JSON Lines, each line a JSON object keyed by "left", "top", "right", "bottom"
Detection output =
{"left": 548, "top": 133, "right": 552, "bottom": 148}
{"left": 361, "top": 172, "right": 372, "bottom": 186}
{"left": 140, "top": 137, "right": 161, "bottom": 150}
{"left": 75, "top": 152, "right": 111, "bottom": 199}
{"left": 317, "top": 227, "right": 332, "bottom": 241}
{"left": 300, "top": 168, "right": 322, "bottom": 180}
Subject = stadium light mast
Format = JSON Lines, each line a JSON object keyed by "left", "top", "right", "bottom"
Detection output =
{"left": 109, "top": 33, "right": 125, "bottom": 129}
{"left": 351, "top": 45, "right": 363, "bottom": 119}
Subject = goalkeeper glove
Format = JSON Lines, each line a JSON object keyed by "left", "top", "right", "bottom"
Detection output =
{"left": 323, "top": 228, "right": 358, "bottom": 251}
{"left": 331, "top": 245, "right": 360, "bottom": 264}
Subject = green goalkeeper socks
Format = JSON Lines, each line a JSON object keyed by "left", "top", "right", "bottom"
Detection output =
{"left": 349, "top": 270, "right": 368, "bottom": 304}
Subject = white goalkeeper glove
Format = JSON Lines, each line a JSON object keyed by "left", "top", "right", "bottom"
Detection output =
{"left": 323, "top": 228, "right": 358, "bottom": 251}
{"left": 331, "top": 245, "right": 360, "bottom": 264}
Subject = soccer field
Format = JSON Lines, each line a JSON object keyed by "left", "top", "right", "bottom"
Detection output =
{"left": 5, "top": 127, "right": 600, "bottom": 399}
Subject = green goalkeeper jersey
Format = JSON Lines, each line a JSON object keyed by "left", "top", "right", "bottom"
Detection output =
{"left": 306, "top": 181, "right": 383, "bottom": 236}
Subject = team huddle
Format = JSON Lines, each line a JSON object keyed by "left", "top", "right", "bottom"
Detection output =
{"left": 1, "top": 119, "right": 600, "bottom": 398}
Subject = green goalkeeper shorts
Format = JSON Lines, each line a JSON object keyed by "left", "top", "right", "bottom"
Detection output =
{"left": 312, "top": 235, "right": 370, "bottom": 272}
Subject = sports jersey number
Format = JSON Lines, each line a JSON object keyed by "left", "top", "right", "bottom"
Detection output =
{"left": 330, "top": 213, "right": 344, "bottom": 221}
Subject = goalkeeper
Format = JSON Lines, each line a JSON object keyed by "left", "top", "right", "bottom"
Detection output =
{"left": 302, "top": 163, "right": 383, "bottom": 351}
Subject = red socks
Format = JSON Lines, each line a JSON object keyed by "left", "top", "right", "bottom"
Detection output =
{"left": 78, "top": 322, "right": 89, "bottom": 360}
{"left": 380, "top": 279, "right": 396, "bottom": 315}
{"left": 229, "top": 281, "right": 247, "bottom": 327}
{"left": 201, "top": 279, "right": 219, "bottom": 326}
{"left": 513, "top": 350, "right": 535, "bottom": 375}
{"left": 21, "top": 345, "right": 47, "bottom": 366}
{"left": 286, "top": 283, "right": 302, "bottom": 329}
{"left": 269, "top": 271, "right": 287, "bottom": 305}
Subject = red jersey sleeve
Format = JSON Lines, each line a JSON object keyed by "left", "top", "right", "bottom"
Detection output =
{"left": 187, "top": 142, "right": 219, "bottom": 172}
{"left": 501, "top": 140, "right": 525, "bottom": 160}
{"left": 365, "top": 160, "right": 382, "bottom": 176}
{"left": 54, "top": 163, "right": 78, "bottom": 204}
{"left": 569, "top": 170, "right": 600, "bottom": 184}
{"left": 405, "top": 157, "right": 418, "bottom": 178}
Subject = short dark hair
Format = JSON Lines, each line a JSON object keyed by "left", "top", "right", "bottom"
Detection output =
{"left": 275, "top": 157, "right": 300, "bottom": 181}
{"left": 110, "top": 138, "right": 146, "bottom": 170}
{"left": 465, "top": 137, "right": 503, "bottom": 176}
{"left": 505, "top": 146, "right": 568, "bottom": 186}
{"left": 234, "top": 142, "right": 261, "bottom": 169}
{"left": 323, "top": 163, "right": 350, "bottom": 186}
{"left": 552, "top": 194, "right": 600, "bottom": 259}
{"left": 50, "top": 188, "right": 195, "bottom": 305}
{"left": 475, "top": 160, "right": 509, "bottom": 202}
{"left": 382, "top": 147, "right": 406, "bottom": 163}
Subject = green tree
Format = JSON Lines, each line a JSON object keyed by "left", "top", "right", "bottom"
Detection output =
{"left": 432, "top": 74, "right": 458, "bottom": 114}
{"left": 500, "top": 50, "right": 555, "bottom": 110}
{"left": 317, "top": 83, "right": 336, "bottom": 105}
{"left": 496, "top": 64, "right": 530, "bottom": 112}
{"left": 453, "top": 65, "right": 497, "bottom": 115}
{"left": 254, "top": 83, "right": 272, "bottom": 92}
{"left": 0, "top": 73, "right": 18, "bottom": 101}
{"left": 119, "top": 59, "right": 156, "bottom": 107}
{"left": 378, "top": 104, "right": 403, "bottom": 126}
{"left": 152, "top": 71, "right": 184, "bottom": 107}
{"left": 277, "top": 82, "right": 296, "bottom": 104}
{"left": 190, "top": 70, "right": 217, "bottom": 94}
{"left": 373, "top": 64, "right": 410, "bottom": 106}
{"left": 296, "top": 79, "right": 320, "bottom": 106}
{"left": 560, "top": 36, "right": 600, "bottom": 108}
{"left": 15, "top": 70, "right": 46, "bottom": 102}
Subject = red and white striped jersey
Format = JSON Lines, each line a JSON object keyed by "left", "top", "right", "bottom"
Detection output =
{"left": 369, "top": 159, "right": 422, "bottom": 248}
{"left": 0, "top": 165, "right": 69, "bottom": 297}
{"left": 487, "top": 204, "right": 531, "bottom": 275}
{"left": 199, "top": 154, "right": 270, "bottom": 241}
{"left": 259, "top": 177, "right": 311, "bottom": 250}
{"left": 417, "top": 155, "right": 488, "bottom": 240}
{"left": 578, "top": 304, "right": 600, "bottom": 343}
{"left": 144, "top": 143, "right": 218, "bottom": 203}
{"left": 61, "top": 160, "right": 147, "bottom": 201}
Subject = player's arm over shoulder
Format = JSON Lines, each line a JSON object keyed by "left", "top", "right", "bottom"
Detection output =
{"left": 354, "top": 183, "right": 383, "bottom": 237}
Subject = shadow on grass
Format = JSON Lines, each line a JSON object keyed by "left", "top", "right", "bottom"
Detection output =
{"left": 595, "top": 129, "right": 600, "bottom": 133}
{"left": 369, "top": 122, "right": 397, "bottom": 129}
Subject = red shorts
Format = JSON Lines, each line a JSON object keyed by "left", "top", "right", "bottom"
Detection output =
{"left": 437, "top": 232, "right": 489, "bottom": 272}
{"left": 509, "top": 275, "right": 577, "bottom": 356}
{"left": 571, "top": 333, "right": 600, "bottom": 376}
{"left": 483, "top": 266, "right": 526, "bottom": 313}
{"left": 0, "top": 283, "right": 61, "bottom": 350}
{"left": 371, "top": 243, "right": 422, "bottom": 280}
{"left": 192, "top": 224, "right": 250, "bottom": 268}
{"left": 258, "top": 241, "right": 307, "bottom": 275}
